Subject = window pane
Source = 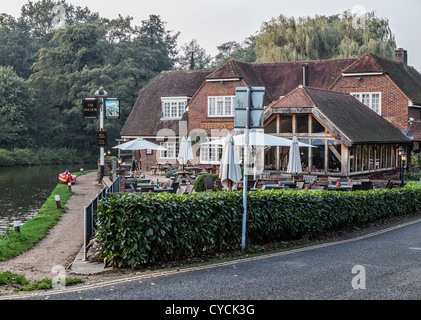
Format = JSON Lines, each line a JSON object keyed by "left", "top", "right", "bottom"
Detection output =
{"left": 351, "top": 93, "right": 361, "bottom": 100}
{"left": 361, "top": 94, "right": 370, "bottom": 106}
{"left": 298, "top": 139, "right": 309, "bottom": 172}
{"left": 225, "top": 97, "right": 232, "bottom": 115}
{"left": 164, "top": 103, "right": 170, "bottom": 118}
{"left": 178, "top": 102, "right": 185, "bottom": 117}
{"left": 328, "top": 140, "right": 341, "bottom": 172}
{"left": 279, "top": 115, "right": 292, "bottom": 133}
{"left": 312, "top": 139, "right": 325, "bottom": 172}
{"left": 372, "top": 94, "right": 380, "bottom": 114}
{"left": 296, "top": 114, "right": 309, "bottom": 133}
{"left": 171, "top": 102, "right": 177, "bottom": 117}
{"left": 209, "top": 98, "right": 215, "bottom": 116}
{"left": 217, "top": 97, "right": 224, "bottom": 115}
{"left": 312, "top": 116, "right": 325, "bottom": 134}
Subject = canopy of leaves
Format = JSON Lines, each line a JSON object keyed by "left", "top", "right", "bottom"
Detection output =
{"left": 254, "top": 10, "right": 396, "bottom": 62}
{"left": 0, "top": 0, "right": 179, "bottom": 152}
{"left": 0, "top": 66, "right": 35, "bottom": 148}
{"left": 176, "top": 38, "right": 212, "bottom": 70}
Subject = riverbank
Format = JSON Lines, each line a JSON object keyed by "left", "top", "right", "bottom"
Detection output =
{"left": 0, "top": 148, "right": 96, "bottom": 166}
{"left": 0, "top": 172, "right": 102, "bottom": 281}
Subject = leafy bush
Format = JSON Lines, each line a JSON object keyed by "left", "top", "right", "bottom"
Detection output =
{"left": 165, "top": 168, "right": 181, "bottom": 178}
{"left": 193, "top": 174, "right": 219, "bottom": 192}
{"left": 405, "top": 171, "right": 421, "bottom": 181}
{"left": 96, "top": 183, "right": 421, "bottom": 269}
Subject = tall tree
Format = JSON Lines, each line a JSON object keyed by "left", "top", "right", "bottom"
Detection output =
{"left": 28, "top": 13, "right": 179, "bottom": 150}
{"left": 214, "top": 36, "right": 256, "bottom": 67}
{"left": 137, "top": 14, "right": 179, "bottom": 71}
{"left": 0, "top": 66, "right": 36, "bottom": 148}
{"left": 254, "top": 10, "right": 396, "bottom": 62}
{"left": 176, "top": 39, "right": 212, "bottom": 70}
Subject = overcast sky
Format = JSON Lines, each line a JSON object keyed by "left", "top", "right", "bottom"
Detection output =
{"left": 3, "top": 0, "right": 421, "bottom": 70}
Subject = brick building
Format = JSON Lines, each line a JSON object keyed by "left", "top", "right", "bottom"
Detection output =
{"left": 120, "top": 49, "right": 421, "bottom": 176}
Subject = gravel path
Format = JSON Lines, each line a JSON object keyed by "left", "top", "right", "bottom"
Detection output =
{"left": 0, "top": 172, "right": 102, "bottom": 281}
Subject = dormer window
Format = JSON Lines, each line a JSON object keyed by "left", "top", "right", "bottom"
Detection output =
{"left": 161, "top": 96, "right": 189, "bottom": 119}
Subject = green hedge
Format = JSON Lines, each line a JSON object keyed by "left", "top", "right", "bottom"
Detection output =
{"left": 96, "top": 183, "right": 421, "bottom": 268}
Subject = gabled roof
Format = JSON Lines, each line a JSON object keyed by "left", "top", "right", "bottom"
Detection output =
{"left": 341, "top": 52, "right": 421, "bottom": 105}
{"left": 207, "top": 58, "right": 357, "bottom": 106}
{"left": 266, "top": 86, "right": 411, "bottom": 145}
{"left": 251, "top": 58, "right": 356, "bottom": 105}
{"left": 120, "top": 70, "right": 212, "bottom": 137}
{"left": 206, "top": 59, "right": 263, "bottom": 85}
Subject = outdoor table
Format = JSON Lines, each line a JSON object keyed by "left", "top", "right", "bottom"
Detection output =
{"left": 136, "top": 183, "right": 155, "bottom": 192}
{"left": 153, "top": 187, "right": 174, "bottom": 193}
{"left": 327, "top": 184, "right": 353, "bottom": 191}
{"left": 265, "top": 184, "right": 287, "bottom": 190}
{"left": 185, "top": 167, "right": 202, "bottom": 175}
{"left": 174, "top": 171, "right": 193, "bottom": 184}
{"left": 278, "top": 180, "right": 297, "bottom": 188}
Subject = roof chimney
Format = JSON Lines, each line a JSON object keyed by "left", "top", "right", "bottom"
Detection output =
{"left": 394, "top": 48, "right": 408, "bottom": 67}
{"left": 303, "top": 64, "right": 309, "bottom": 87}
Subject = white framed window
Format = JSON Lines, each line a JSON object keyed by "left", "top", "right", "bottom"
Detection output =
{"left": 350, "top": 92, "right": 381, "bottom": 115}
{"left": 200, "top": 137, "right": 223, "bottom": 164}
{"left": 208, "top": 96, "right": 235, "bottom": 117}
{"left": 161, "top": 97, "right": 188, "bottom": 119}
{"left": 160, "top": 141, "right": 178, "bottom": 159}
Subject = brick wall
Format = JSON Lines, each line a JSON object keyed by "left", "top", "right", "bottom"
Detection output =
{"left": 331, "top": 75, "right": 409, "bottom": 131}
{"left": 188, "top": 79, "right": 247, "bottom": 135}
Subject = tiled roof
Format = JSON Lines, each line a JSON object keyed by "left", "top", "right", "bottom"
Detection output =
{"left": 342, "top": 52, "right": 421, "bottom": 105}
{"left": 267, "top": 86, "right": 411, "bottom": 145}
{"left": 251, "top": 58, "right": 356, "bottom": 104}
{"left": 120, "top": 70, "right": 212, "bottom": 137}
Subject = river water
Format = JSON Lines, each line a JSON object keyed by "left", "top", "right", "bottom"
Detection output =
{"left": 0, "top": 164, "right": 97, "bottom": 233}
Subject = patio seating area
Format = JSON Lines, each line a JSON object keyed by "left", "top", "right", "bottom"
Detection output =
{"left": 118, "top": 159, "right": 405, "bottom": 195}
{"left": 121, "top": 166, "right": 406, "bottom": 194}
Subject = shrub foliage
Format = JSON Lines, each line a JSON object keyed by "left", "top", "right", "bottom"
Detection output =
{"left": 96, "top": 184, "right": 421, "bottom": 268}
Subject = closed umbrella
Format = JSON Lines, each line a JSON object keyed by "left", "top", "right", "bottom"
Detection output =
{"left": 219, "top": 134, "right": 242, "bottom": 191}
{"left": 287, "top": 136, "right": 302, "bottom": 180}
{"left": 177, "top": 136, "right": 194, "bottom": 168}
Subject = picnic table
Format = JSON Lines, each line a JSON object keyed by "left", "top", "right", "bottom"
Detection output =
{"left": 174, "top": 171, "right": 193, "bottom": 184}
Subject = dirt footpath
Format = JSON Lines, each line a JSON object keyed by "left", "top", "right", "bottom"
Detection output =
{"left": 0, "top": 172, "right": 102, "bottom": 281}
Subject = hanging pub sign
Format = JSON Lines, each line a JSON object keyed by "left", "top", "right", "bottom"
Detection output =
{"left": 97, "top": 131, "right": 107, "bottom": 147}
{"left": 82, "top": 98, "right": 98, "bottom": 119}
{"left": 105, "top": 98, "right": 120, "bottom": 118}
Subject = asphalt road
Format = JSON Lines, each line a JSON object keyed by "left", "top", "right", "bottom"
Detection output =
{"left": 6, "top": 216, "right": 421, "bottom": 305}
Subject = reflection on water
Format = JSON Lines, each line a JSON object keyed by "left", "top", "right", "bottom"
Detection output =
{"left": 0, "top": 164, "right": 97, "bottom": 233}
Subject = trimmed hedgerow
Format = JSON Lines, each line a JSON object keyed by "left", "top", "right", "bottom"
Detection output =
{"left": 95, "top": 183, "right": 421, "bottom": 268}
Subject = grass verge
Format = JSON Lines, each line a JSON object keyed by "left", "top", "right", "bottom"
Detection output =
{"left": 0, "top": 170, "right": 96, "bottom": 261}
{"left": 0, "top": 271, "right": 84, "bottom": 294}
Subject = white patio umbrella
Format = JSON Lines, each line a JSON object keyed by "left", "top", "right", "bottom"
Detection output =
{"left": 219, "top": 134, "right": 242, "bottom": 191}
{"left": 177, "top": 136, "right": 194, "bottom": 167}
{"left": 287, "top": 136, "right": 302, "bottom": 180}
{"left": 112, "top": 137, "right": 167, "bottom": 151}
{"left": 202, "top": 132, "right": 315, "bottom": 148}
